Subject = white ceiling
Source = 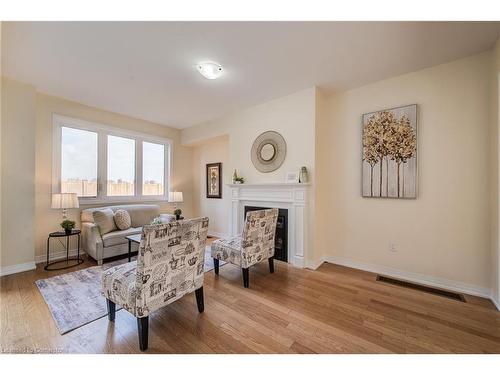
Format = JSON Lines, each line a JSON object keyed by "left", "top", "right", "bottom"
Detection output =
{"left": 2, "top": 22, "right": 499, "bottom": 129}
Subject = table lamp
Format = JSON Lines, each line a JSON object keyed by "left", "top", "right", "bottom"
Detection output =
{"left": 51, "top": 193, "right": 79, "bottom": 220}
{"left": 168, "top": 191, "right": 183, "bottom": 219}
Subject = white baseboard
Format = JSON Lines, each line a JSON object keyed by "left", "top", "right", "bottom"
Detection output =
{"left": 320, "top": 255, "right": 492, "bottom": 299}
{"left": 290, "top": 256, "right": 305, "bottom": 268}
{"left": 305, "top": 257, "right": 324, "bottom": 270}
{"left": 208, "top": 231, "right": 228, "bottom": 239}
{"left": 0, "top": 261, "right": 36, "bottom": 277}
{"left": 491, "top": 293, "right": 500, "bottom": 311}
{"left": 35, "top": 248, "right": 84, "bottom": 264}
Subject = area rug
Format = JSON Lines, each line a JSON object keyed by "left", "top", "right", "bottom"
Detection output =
{"left": 36, "top": 246, "right": 225, "bottom": 334}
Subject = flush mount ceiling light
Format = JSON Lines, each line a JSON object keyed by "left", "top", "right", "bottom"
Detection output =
{"left": 197, "top": 62, "right": 223, "bottom": 80}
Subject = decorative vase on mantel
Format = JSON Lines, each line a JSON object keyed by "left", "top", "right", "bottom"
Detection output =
{"left": 299, "top": 166, "right": 308, "bottom": 183}
{"left": 232, "top": 169, "right": 245, "bottom": 184}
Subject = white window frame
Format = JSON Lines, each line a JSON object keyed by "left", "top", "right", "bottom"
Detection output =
{"left": 52, "top": 114, "right": 172, "bottom": 205}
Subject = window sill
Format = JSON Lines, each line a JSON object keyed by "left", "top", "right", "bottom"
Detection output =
{"left": 78, "top": 196, "right": 170, "bottom": 206}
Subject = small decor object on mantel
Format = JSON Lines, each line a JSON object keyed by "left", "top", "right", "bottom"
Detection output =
{"left": 299, "top": 166, "right": 308, "bottom": 183}
{"left": 251, "top": 131, "right": 287, "bottom": 173}
{"left": 234, "top": 175, "right": 245, "bottom": 184}
{"left": 362, "top": 104, "right": 417, "bottom": 198}
{"left": 206, "top": 162, "right": 222, "bottom": 198}
{"left": 232, "top": 169, "right": 244, "bottom": 184}
{"left": 285, "top": 171, "right": 300, "bottom": 184}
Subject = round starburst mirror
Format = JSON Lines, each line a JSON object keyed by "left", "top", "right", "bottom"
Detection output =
{"left": 251, "top": 131, "right": 287, "bottom": 173}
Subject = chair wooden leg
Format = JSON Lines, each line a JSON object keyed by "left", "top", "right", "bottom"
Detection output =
{"left": 213, "top": 258, "right": 219, "bottom": 275}
{"left": 268, "top": 257, "right": 275, "bottom": 273}
{"left": 242, "top": 268, "right": 249, "bottom": 288}
{"left": 195, "top": 286, "right": 204, "bottom": 313}
{"left": 106, "top": 299, "right": 115, "bottom": 321}
{"left": 137, "top": 316, "right": 149, "bottom": 351}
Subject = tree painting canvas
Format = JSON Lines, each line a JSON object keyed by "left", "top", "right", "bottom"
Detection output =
{"left": 362, "top": 104, "right": 417, "bottom": 198}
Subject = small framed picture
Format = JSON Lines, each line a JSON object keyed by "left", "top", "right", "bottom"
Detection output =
{"left": 206, "top": 162, "right": 222, "bottom": 198}
{"left": 285, "top": 171, "right": 299, "bottom": 184}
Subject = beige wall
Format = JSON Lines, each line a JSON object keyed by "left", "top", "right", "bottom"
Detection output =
{"left": 183, "top": 88, "right": 316, "bottom": 185}
{"left": 34, "top": 93, "right": 193, "bottom": 258}
{"left": 1, "top": 78, "right": 37, "bottom": 269}
{"left": 183, "top": 88, "right": 317, "bottom": 262}
{"left": 313, "top": 88, "right": 328, "bottom": 262}
{"left": 0, "top": 80, "right": 194, "bottom": 269}
{"left": 191, "top": 136, "right": 230, "bottom": 236}
{"left": 227, "top": 88, "right": 316, "bottom": 185}
{"left": 0, "top": 22, "right": 2, "bottom": 266}
{"left": 182, "top": 117, "right": 230, "bottom": 146}
{"left": 2, "top": 35, "right": 498, "bottom": 300}
{"left": 491, "top": 39, "right": 500, "bottom": 306}
{"left": 316, "top": 52, "right": 492, "bottom": 290}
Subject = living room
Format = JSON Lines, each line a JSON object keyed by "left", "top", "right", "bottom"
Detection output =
{"left": 1, "top": 0, "right": 500, "bottom": 371}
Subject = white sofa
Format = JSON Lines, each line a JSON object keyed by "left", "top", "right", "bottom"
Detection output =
{"left": 81, "top": 204, "right": 174, "bottom": 265}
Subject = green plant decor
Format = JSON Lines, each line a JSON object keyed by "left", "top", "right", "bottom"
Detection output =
{"left": 150, "top": 217, "right": 162, "bottom": 225}
{"left": 174, "top": 208, "right": 182, "bottom": 216}
{"left": 60, "top": 219, "right": 76, "bottom": 231}
{"left": 234, "top": 176, "right": 245, "bottom": 184}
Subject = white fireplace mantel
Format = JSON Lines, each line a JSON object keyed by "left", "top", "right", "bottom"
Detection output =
{"left": 228, "top": 183, "right": 311, "bottom": 268}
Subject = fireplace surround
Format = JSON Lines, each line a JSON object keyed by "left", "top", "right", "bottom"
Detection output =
{"left": 228, "top": 183, "right": 311, "bottom": 267}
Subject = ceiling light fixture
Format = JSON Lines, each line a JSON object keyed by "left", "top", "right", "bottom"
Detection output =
{"left": 197, "top": 62, "right": 223, "bottom": 80}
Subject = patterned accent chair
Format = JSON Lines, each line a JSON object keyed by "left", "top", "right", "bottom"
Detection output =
{"left": 101, "top": 217, "right": 209, "bottom": 351}
{"left": 211, "top": 208, "right": 278, "bottom": 288}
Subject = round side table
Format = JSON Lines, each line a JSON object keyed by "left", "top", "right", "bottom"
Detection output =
{"left": 45, "top": 230, "right": 84, "bottom": 271}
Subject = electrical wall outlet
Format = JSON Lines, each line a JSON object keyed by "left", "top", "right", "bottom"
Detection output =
{"left": 388, "top": 243, "right": 398, "bottom": 252}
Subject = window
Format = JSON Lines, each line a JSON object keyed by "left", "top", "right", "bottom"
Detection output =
{"left": 107, "top": 135, "right": 136, "bottom": 196}
{"left": 53, "top": 114, "right": 171, "bottom": 204}
{"left": 142, "top": 141, "right": 165, "bottom": 196}
{"left": 61, "top": 127, "right": 98, "bottom": 197}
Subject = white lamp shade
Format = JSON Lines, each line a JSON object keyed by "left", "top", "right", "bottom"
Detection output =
{"left": 51, "top": 193, "right": 79, "bottom": 209}
{"left": 168, "top": 191, "right": 183, "bottom": 203}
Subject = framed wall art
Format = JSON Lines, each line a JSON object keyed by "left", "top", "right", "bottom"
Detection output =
{"left": 206, "top": 162, "right": 222, "bottom": 199}
{"left": 362, "top": 104, "right": 417, "bottom": 198}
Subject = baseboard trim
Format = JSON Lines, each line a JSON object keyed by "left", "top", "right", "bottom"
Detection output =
{"left": 35, "top": 248, "right": 84, "bottom": 264}
{"left": 321, "top": 255, "right": 492, "bottom": 299}
{"left": 0, "top": 261, "right": 36, "bottom": 277}
{"left": 305, "top": 258, "right": 324, "bottom": 270}
{"left": 491, "top": 294, "right": 500, "bottom": 311}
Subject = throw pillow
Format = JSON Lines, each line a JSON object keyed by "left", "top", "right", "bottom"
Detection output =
{"left": 93, "top": 209, "right": 118, "bottom": 235}
{"left": 114, "top": 209, "right": 132, "bottom": 230}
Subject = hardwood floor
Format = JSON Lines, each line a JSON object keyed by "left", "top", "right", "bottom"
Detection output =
{"left": 1, "top": 251, "right": 499, "bottom": 353}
